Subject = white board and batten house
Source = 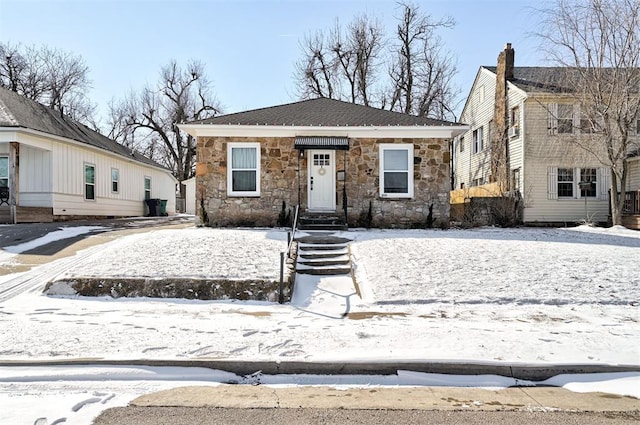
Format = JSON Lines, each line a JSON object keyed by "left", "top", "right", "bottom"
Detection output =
{"left": 451, "top": 43, "right": 640, "bottom": 226}
{"left": 0, "top": 87, "right": 177, "bottom": 223}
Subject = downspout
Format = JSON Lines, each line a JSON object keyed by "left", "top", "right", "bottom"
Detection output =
{"left": 343, "top": 149, "right": 348, "bottom": 228}
{"left": 9, "top": 142, "right": 18, "bottom": 224}
{"left": 297, "top": 149, "right": 301, "bottom": 207}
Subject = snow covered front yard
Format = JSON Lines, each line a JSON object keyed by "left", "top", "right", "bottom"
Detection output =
{"left": 0, "top": 224, "right": 636, "bottom": 367}
{"left": 1, "top": 224, "right": 639, "bottom": 424}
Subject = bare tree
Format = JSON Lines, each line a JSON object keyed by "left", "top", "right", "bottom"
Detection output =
{"left": 538, "top": 0, "right": 640, "bottom": 225}
{"left": 293, "top": 29, "right": 337, "bottom": 99}
{"left": 388, "top": 1, "right": 457, "bottom": 119}
{"left": 107, "top": 60, "right": 221, "bottom": 197}
{"left": 292, "top": 2, "right": 458, "bottom": 120}
{"left": 0, "top": 42, "right": 96, "bottom": 126}
{"left": 294, "top": 15, "right": 384, "bottom": 105}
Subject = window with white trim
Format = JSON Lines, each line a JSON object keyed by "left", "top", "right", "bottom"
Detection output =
{"left": 557, "top": 168, "right": 574, "bottom": 197}
{"left": 459, "top": 136, "right": 465, "bottom": 152}
{"left": 379, "top": 144, "right": 413, "bottom": 198}
{"left": 0, "top": 157, "right": 8, "bottom": 188}
{"left": 111, "top": 168, "right": 119, "bottom": 193}
{"left": 548, "top": 167, "right": 602, "bottom": 200}
{"left": 144, "top": 176, "right": 151, "bottom": 200}
{"left": 557, "top": 104, "right": 574, "bottom": 134}
{"left": 84, "top": 163, "right": 95, "bottom": 200}
{"left": 227, "top": 142, "right": 260, "bottom": 197}
{"left": 473, "top": 127, "right": 484, "bottom": 153}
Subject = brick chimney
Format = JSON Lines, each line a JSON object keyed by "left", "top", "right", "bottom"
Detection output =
{"left": 500, "top": 43, "right": 515, "bottom": 80}
{"left": 490, "top": 43, "right": 515, "bottom": 191}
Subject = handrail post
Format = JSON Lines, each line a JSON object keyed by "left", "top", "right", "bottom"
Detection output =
{"left": 278, "top": 251, "right": 285, "bottom": 304}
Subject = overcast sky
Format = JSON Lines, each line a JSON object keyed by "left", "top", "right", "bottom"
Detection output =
{"left": 0, "top": 0, "right": 549, "bottom": 123}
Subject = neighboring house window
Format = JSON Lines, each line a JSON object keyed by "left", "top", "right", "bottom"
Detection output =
{"left": 460, "top": 182, "right": 465, "bottom": 189}
{"left": 511, "top": 168, "right": 520, "bottom": 191}
{"left": 557, "top": 168, "right": 574, "bottom": 197}
{"left": 379, "top": 144, "right": 413, "bottom": 198}
{"left": 472, "top": 127, "right": 484, "bottom": 154}
{"left": 472, "top": 177, "right": 484, "bottom": 187}
{"left": 84, "top": 164, "right": 95, "bottom": 200}
{"left": 459, "top": 136, "right": 465, "bottom": 152}
{"left": 227, "top": 142, "right": 260, "bottom": 196}
{"left": 0, "top": 157, "right": 8, "bottom": 188}
{"left": 509, "top": 107, "right": 520, "bottom": 137}
{"left": 477, "top": 85, "right": 485, "bottom": 103}
{"left": 111, "top": 168, "right": 119, "bottom": 193}
{"left": 580, "top": 113, "right": 593, "bottom": 134}
{"left": 580, "top": 168, "right": 597, "bottom": 198}
{"left": 557, "top": 104, "right": 574, "bottom": 134}
{"left": 144, "top": 177, "right": 151, "bottom": 200}
{"left": 548, "top": 167, "right": 603, "bottom": 200}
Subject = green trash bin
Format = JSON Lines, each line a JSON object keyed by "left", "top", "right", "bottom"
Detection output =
{"left": 160, "top": 199, "right": 168, "bottom": 216}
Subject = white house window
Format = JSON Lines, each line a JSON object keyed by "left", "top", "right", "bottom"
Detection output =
{"left": 580, "top": 168, "right": 597, "bottom": 197}
{"left": 473, "top": 127, "right": 484, "bottom": 153}
{"left": 557, "top": 104, "right": 574, "bottom": 134}
{"left": 548, "top": 167, "right": 604, "bottom": 200}
{"left": 111, "top": 168, "right": 119, "bottom": 193}
{"left": 477, "top": 85, "right": 485, "bottom": 103}
{"left": 557, "top": 168, "right": 574, "bottom": 197}
{"left": 459, "top": 136, "right": 465, "bottom": 152}
{"left": 0, "top": 157, "right": 8, "bottom": 188}
{"left": 84, "top": 164, "right": 95, "bottom": 200}
{"left": 144, "top": 176, "right": 151, "bottom": 200}
{"left": 228, "top": 142, "right": 260, "bottom": 197}
{"left": 511, "top": 168, "right": 520, "bottom": 191}
{"left": 379, "top": 144, "right": 413, "bottom": 198}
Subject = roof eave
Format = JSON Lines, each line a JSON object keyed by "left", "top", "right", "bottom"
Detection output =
{"left": 0, "top": 126, "right": 175, "bottom": 175}
{"left": 179, "top": 124, "right": 469, "bottom": 139}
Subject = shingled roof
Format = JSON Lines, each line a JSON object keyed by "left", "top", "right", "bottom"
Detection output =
{"left": 0, "top": 87, "right": 167, "bottom": 170}
{"left": 188, "top": 97, "right": 461, "bottom": 127}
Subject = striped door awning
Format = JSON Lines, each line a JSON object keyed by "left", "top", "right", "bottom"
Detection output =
{"left": 294, "top": 136, "right": 349, "bottom": 150}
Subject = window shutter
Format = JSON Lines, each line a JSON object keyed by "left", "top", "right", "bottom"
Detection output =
{"left": 548, "top": 166, "right": 558, "bottom": 200}
{"left": 598, "top": 168, "right": 610, "bottom": 200}
{"left": 547, "top": 103, "right": 558, "bottom": 135}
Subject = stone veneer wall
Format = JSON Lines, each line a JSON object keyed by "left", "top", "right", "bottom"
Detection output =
{"left": 196, "top": 136, "right": 451, "bottom": 228}
{"left": 343, "top": 138, "right": 450, "bottom": 228}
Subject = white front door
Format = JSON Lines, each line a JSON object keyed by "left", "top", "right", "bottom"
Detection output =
{"left": 308, "top": 150, "right": 336, "bottom": 211}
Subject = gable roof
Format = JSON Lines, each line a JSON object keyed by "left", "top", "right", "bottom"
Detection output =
{"left": 188, "top": 97, "right": 461, "bottom": 127}
{"left": 0, "top": 87, "right": 167, "bottom": 170}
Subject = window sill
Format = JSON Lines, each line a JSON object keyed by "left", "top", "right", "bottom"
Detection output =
{"left": 228, "top": 193, "right": 261, "bottom": 198}
{"left": 380, "top": 194, "right": 413, "bottom": 199}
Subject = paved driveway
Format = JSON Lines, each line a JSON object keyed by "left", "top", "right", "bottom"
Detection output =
{"left": 0, "top": 215, "right": 194, "bottom": 253}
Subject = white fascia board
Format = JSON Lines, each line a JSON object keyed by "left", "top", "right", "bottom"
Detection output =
{"left": 0, "top": 126, "right": 174, "bottom": 177}
{"left": 179, "top": 124, "right": 469, "bottom": 139}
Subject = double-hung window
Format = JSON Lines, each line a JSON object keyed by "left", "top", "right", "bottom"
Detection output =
{"left": 580, "top": 168, "right": 597, "bottom": 197}
{"left": 144, "top": 177, "right": 151, "bottom": 200}
{"left": 228, "top": 142, "right": 260, "bottom": 197}
{"left": 84, "top": 164, "right": 95, "bottom": 200}
{"left": 111, "top": 168, "right": 119, "bottom": 193}
{"left": 473, "top": 127, "right": 484, "bottom": 153}
{"left": 557, "top": 104, "right": 574, "bottom": 134}
{"left": 379, "top": 144, "right": 413, "bottom": 198}
{"left": 549, "top": 167, "right": 602, "bottom": 200}
{"left": 557, "top": 168, "right": 574, "bottom": 198}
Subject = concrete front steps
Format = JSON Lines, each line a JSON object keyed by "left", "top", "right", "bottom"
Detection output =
{"left": 298, "top": 213, "right": 347, "bottom": 231}
{"left": 295, "top": 234, "right": 352, "bottom": 276}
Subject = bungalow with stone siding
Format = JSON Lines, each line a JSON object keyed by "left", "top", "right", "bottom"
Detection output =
{"left": 179, "top": 98, "right": 467, "bottom": 228}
